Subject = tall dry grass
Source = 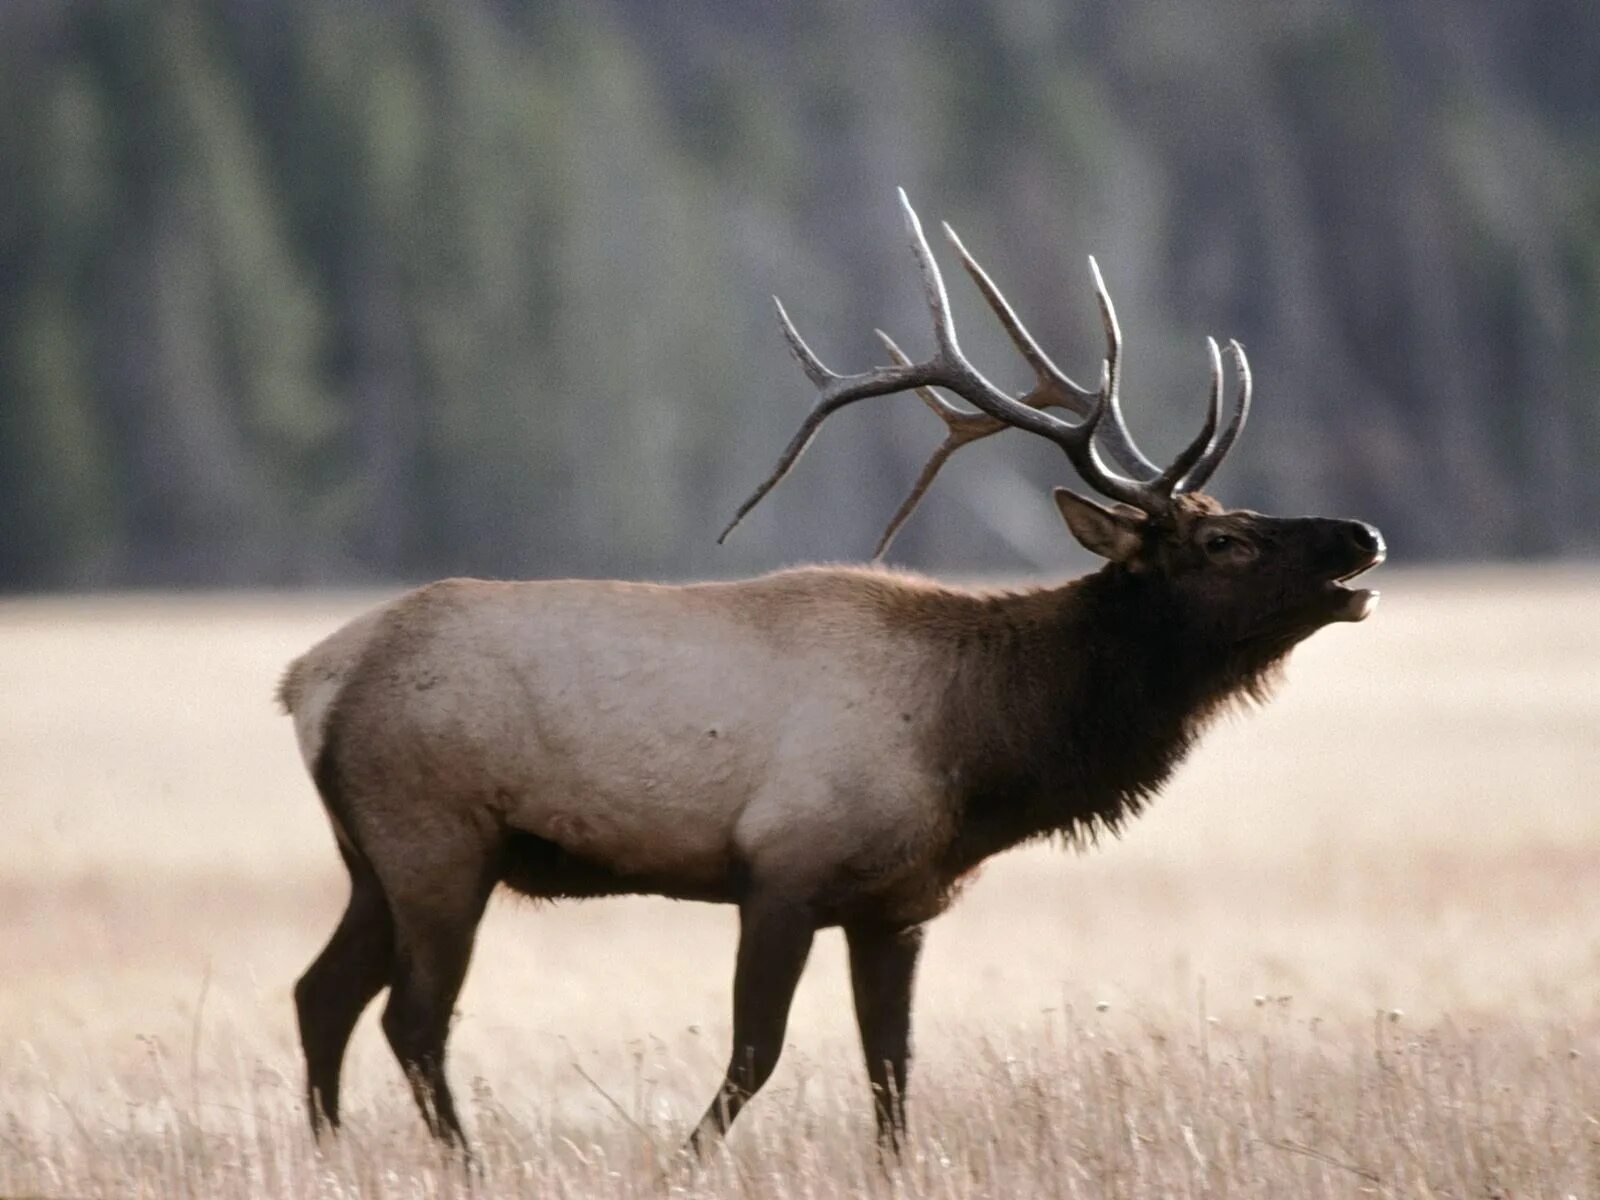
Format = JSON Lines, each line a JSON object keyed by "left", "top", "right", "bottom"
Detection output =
{"left": 3, "top": 568, "right": 1598, "bottom": 1196}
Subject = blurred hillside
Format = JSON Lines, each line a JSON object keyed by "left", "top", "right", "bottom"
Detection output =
{"left": 1, "top": 0, "right": 1596, "bottom": 588}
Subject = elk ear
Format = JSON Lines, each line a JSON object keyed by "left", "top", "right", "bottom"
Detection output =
{"left": 1053, "top": 488, "right": 1146, "bottom": 562}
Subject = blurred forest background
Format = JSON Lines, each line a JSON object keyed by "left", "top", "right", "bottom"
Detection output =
{"left": 1, "top": 0, "right": 1596, "bottom": 589}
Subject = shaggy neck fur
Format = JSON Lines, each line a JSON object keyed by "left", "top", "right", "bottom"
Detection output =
{"left": 933, "top": 564, "right": 1291, "bottom": 877}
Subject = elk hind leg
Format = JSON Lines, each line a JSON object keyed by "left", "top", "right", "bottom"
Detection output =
{"left": 379, "top": 848, "right": 497, "bottom": 1149}
{"left": 295, "top": 843, "right": 394, "bottom": 1137}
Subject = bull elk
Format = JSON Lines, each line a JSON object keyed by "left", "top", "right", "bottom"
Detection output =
{"left": 280, "top": 191, "right": 1384, "bottom": 1154}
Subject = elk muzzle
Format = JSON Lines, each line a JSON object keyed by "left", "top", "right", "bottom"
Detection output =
{"left": 1317, "top": 519, "right": 1386, "bottom": 622}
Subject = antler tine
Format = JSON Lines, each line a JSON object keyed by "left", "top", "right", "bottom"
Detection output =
{"left": 874, "top": 440, "right": 962, "bottom": 560}
{"left": 773, "top": 294, "right": 838, "bottom": 388}
{"left": 1149, "top": 337, "right": 1224, "bottom": 494}
{"left": 1087, "top": 256, "right": 1121, "bottom": 395}
{"left": 1086, "top": 257, "right": 1160, "bottom": 479}
{"left": 1178, "top": 339, "right": 1251, "bottom": 493}
{"left": 896, "top": 189, "right": 962, "bottom": 360}
{"left": 869, "top": 329, "right": 1002, "bottom": 558}
{"left": 716, "top": 296, "right": 939, "bottom": 544}
{"left": 940, "top": 222, "right": 1082, "bottom": 402}
{"left": 939, "top": 225, "right": 1162, "bottom": 481}
{"left": 717, "top": 300, "right": 853, "bottom": 544}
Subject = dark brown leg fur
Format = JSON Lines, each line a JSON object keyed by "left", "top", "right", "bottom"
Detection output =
{"left": 295, "top": 844, "right": 394, "bottom": 1137}
{"left": 845, "top": 920, "right": 923, "bottom": 1153}
{"left": 688, "top": 890, "right": 816, "bottom": 1152}
{"left": 377, "top": 847, "right": 499, "bottom": 1149}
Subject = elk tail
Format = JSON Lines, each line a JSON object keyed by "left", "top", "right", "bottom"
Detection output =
{"left": 275, "top": 657, "right": 306, "bottom": 714}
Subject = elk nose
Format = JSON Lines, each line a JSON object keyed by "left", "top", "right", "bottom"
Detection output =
{"left": 1344, "top": 521, "right": 1385, "bottom": 559}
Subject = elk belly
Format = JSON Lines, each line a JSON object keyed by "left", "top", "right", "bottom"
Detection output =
{"left": 505, "top": 777, "right": 743, "bottom": 883}
{"left": 494, "top": 700, "right": 762, "bottom": 885}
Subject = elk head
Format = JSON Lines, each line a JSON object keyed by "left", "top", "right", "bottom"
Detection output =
{"left": 721, "top": 190, "right": 1385, "bottom": 657}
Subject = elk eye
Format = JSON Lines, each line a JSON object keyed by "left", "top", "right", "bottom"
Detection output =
{"left": 1205, "top": 534, "right": 1238, "bottom": 554}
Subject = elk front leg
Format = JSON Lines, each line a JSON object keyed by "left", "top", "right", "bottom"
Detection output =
{"left": 687, "top": 891, "right": 815, "bottom": 1153}
{"left": 844, "top": 920, "right": 923, "bottom": 1152}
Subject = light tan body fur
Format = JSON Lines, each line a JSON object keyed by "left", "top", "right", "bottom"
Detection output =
{"left": 281, "top": 567, "right": 964, "bottom": 923}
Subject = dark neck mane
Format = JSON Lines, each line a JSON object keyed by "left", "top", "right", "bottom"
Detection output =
{"left": 936, "top": 566, "right": 1286, "bottom": 875}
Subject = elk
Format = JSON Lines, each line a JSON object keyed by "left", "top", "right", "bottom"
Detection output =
{"left": 280, "top": 191, "right": 1384, "bottom": 1154}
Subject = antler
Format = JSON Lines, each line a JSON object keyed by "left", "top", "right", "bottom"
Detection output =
{"left": 718, "top": 189, "right": 1251, "bottom": 552}
{"left": 1178, "top": 338, "right": 1251, "bottom": 493}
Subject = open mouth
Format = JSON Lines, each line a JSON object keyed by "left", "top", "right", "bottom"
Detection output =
{"left": 1325, "top": 546, "right": 1387, "bottom": 622}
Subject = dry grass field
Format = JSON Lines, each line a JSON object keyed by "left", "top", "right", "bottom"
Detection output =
{"left": 3, "top": 568, "right": 1599, "bottom": 1197}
